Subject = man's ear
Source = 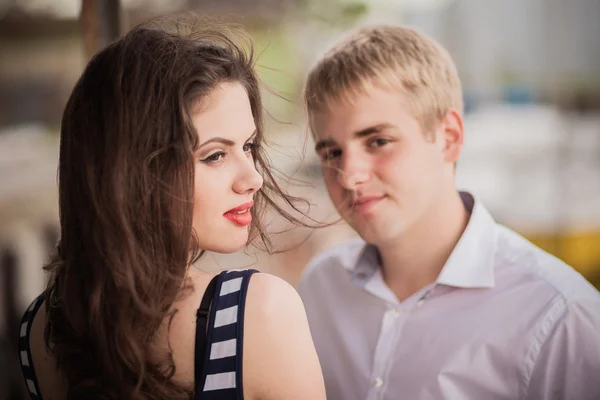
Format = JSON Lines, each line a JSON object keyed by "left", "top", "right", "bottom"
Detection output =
{"left": 438, "top": 108, "right": 464, "bottom": 164}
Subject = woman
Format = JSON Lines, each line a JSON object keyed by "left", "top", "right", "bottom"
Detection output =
{"left": 18, "top": 14, "right": 326, "bottom": 400}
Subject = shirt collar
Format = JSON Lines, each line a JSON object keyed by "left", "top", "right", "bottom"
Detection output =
{"left": 350, "top": 243, "right": 379, "bottom": 286}
{"left": 350, "top": 191, "right": 497, "bottom": 289}
{"left": 436, "top": 192, "right": 497, "bottom": 288}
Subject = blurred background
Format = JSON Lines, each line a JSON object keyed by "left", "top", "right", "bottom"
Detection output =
{"left": 1, "top": 0, "right": 599, "bottom": 397}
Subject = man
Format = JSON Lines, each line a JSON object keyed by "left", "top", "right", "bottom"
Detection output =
{"left": 298, "top": 25, "right": 600, "bottom": 400}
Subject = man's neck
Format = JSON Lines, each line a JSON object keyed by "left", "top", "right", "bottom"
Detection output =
{"left": 378, "top": 190, "right": 470, "bottom": 302}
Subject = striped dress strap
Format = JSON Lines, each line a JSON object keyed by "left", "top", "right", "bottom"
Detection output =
{"left": 18, "top": 294, "right": 45, "bottom": 400}
{"left": 195, "top": 269, "right": 258, "bottom": 400}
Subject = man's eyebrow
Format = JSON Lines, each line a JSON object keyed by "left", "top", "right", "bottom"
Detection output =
{"left": 354, "top": 123, "right": 395, "bottom": 138}
{"left": 314, "top": 123, "right": 395, "bottom": 152}
{"left": 315, "top": 139, "right": 336, "bottom": 153}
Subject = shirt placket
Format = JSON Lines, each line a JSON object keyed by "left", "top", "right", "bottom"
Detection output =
{"left": 366, "top": 305, "right": 408, "bottom": 400}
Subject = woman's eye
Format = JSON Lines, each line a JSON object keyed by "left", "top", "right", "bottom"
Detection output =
{"left": 202, "top": 151, "right": 226, "bottom": 163}
{"left": 243, "top": 142, "right": 259, "bottom": 153}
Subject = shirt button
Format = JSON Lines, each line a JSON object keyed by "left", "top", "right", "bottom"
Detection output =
{"left": 372, "top": 377, "right": 383, "bottom": 388}
{"left": 388, "top": 308, "right": 400, "bottom": 318}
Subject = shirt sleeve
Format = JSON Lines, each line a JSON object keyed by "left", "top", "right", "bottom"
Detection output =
{"left": 525, "top": 297, "right": 600, "bottom": 400}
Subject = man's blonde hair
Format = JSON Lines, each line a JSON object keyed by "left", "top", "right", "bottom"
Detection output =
{"left": 304, "top": 25, "right": 463, "bottom": 136}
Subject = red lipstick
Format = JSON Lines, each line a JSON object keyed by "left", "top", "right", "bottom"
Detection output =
{"left": 224, "top": 201, "right": 253, "bottom": 226}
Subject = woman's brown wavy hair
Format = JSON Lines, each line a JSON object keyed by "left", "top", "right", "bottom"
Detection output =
{"left": 43, "top": 14, "right": 309, "bottom": 399}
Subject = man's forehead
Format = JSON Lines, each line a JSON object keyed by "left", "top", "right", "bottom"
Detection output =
{"left": 309, "top": 107, "right": 356, "bottom": 141}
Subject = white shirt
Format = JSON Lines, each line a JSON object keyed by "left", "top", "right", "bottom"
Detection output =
{"left": 298, "top": 193, "right": 600, "bottom": 400}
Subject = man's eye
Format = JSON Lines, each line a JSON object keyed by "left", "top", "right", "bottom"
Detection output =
{"left": 202, "top": 151, "right": 226, "bottom": 163}
{"left": 321, "top": 149, "right": 341, "bottom": 161}
{"left": 368, "top": 138, "right": 390, "bottom": 148}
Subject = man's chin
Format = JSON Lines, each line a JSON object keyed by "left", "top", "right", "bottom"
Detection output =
{"left": 353, "top": 224, "right": 384, "bottom": 245}
{"left": 353, "top": 219, "right": 405, "bottom": 246}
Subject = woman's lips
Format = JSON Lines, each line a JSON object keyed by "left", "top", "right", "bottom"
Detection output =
{"left": 224, "top": 201, "right": 253, "bottom": 226}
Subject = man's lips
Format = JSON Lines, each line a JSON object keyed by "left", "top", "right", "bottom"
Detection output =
{"left": 350, "top": 195, "right": 386, "bottom": 213}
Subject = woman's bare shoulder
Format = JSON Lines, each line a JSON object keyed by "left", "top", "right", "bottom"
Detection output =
{"left": 243, "top": 272, "right": 326, "bottom": 400}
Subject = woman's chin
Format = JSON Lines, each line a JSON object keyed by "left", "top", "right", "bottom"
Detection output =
{"left": 208, "top": 240, "right": 248, "bottom": 255}
{"left": 194, "top": 229, "right": 249, "bottom": 254}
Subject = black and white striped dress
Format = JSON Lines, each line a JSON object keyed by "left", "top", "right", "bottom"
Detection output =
{"left": 18, "top": 269, "right": 258, "bottom": 400}
{"left": 18, "top": 294, "right": 44, "bottom": 399}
